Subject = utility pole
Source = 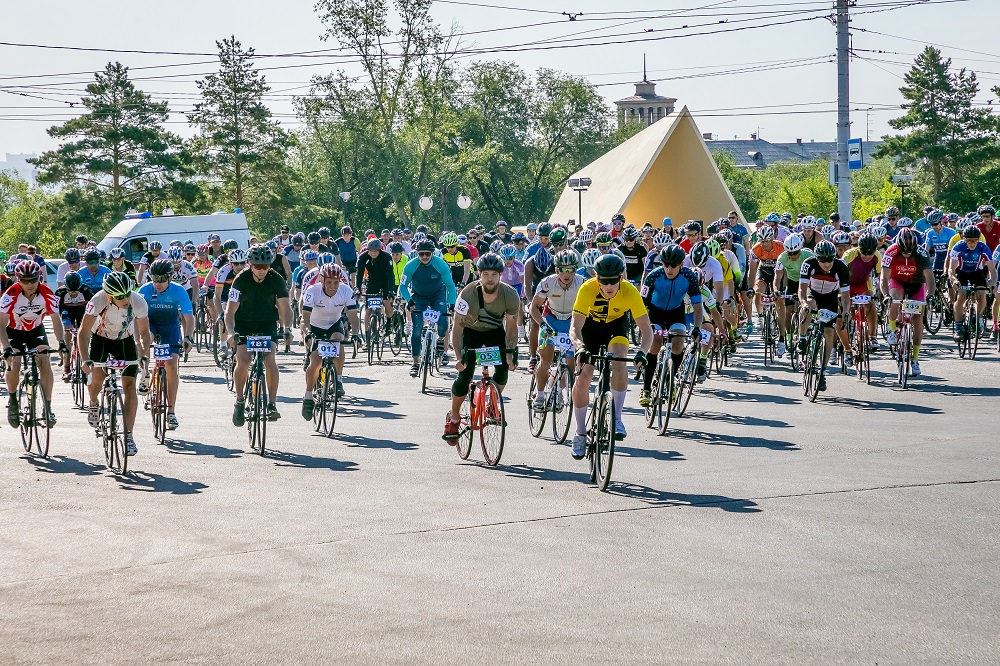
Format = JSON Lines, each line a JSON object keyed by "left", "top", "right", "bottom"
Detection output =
{"left": 836, "top": 0, "right": 853, "bottom": 223}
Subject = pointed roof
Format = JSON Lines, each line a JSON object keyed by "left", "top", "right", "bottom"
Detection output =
{"left": 548, "top": 106, "right": 743, "bottom": 227}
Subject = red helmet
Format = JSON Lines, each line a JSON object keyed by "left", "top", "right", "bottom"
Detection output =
{"left": 14, "top": 260, "right": 41, "bottom": 280}
{"left": 318, "top": 263, "right": 343, "bottom": 282}
{"left": 896, "top": 228, "right": 918, "bottom": 255}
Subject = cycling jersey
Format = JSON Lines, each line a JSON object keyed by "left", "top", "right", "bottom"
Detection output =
{"left": 617, "top": 243, "right": 647, "bottom": 282}
{"left": 799, "top": 257, "right": 850, "bottom": 295}
{"left": 138, "top": 281, "right": 193, "bottom": 330}
{"left": 441, "top": 246, "right": 470, "bottom": 286}
{"left": 391, "top": 255, "right": 407, "bottom": 287}
{"left": 399, "top": 255, "right": 457, "bottom": 304}
{"left": 523, "top": 242, "right": 554, "bottom": 262}
{"left": 775, "top": 249, "right": 813, "bottom": 285}
{"left": 282, "top": 245, "right": 301, "bottom": 272}
{"left": 641, "top": 265, "right": 701, "bottom": 312}
{"left": 751, "top": 241, "right": 785, "bottom": 275}
{"left": 881, "top": 244, "right": 931, "bottom": 284}
{"left": 884, "top": 224, "right": 901, "bottom": 242}
{"left": 572, "top": 278, "right": 647, "bottom": 323}
{"left": 534, "top": 273, "right": 584, "bottom": 320}
{"left": 454, "top": 282, "right": 520, "bottom": 332}
{"left": 840, "top": 247, "right": 881, "bottom": 293}
{"left": 56, "top": 285, "right": 94, "bottom": 328}
{"left": 949, "top": 241, "right": 993, "bottom": 273}
{"left": 193, "top": 258, "right": 214, "bottom": 286}
{"left": 924, "top": 226, "right": 957, "bottom": 271}
{"left": 78, "top": 265, "right": 112, "bottom": 292}
{"left": 976, "top": 221, "right": 1000, "bottom": 252}
{"left": 270, "top": 254, "right": 287, "bottom": 281}
{"left": 84, "top": 291, "right": 148, "bottom": 340}
{"left": 228, "top": 269, "right": 288, "bottom": 334}
{"left": 56, "top": 261, "right": 82, "bottom": 285}
{"left": 139, "top": 251, "right": 165, "bottom": 266}
{"left": 683, "top": 255, "right": 722, "bottom": 290}
{"left": 730, "top": 243, "right": 748, "bottom": 274}
{"left": 501, "top": 260, "right": 525, "bottom": 296}
{"left": 301, "top": 282, "right": 356, "bottom": 330}
{"left": 216, "top": 264, "right": 241, "bottom": 301}
{"left": 356, "top": 250, "right": 395, "bottom": 297}
{"left": 1, "top": 283, "right": 58, "bottom": 331}
{"left": 336, "top": 237, "right": 360, "bottom": 265}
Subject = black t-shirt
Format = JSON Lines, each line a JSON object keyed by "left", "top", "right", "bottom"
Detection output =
{"left": 618, "top": 242, "right": 648, "bottom": 282}
{"left": 270, "top": 253, "right": 287, "bottom": 280}
{"left": 229, "top": 269, "right": 288, "bottom": 330}
{"left": 356, "top": 250, "right": 395, "bottom": 295}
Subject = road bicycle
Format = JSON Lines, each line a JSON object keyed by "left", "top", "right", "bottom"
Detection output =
{"left": 194, "top": 293, "right": 214, "bottom": 354}
{"left": 645, "top": 327, "right": 693, "bottom": 436}
{"left": 955, "top": 284, "right": 986, "bottom": 360}
{"left": 456, "top": 347, "right": 512, "bottom": 466}
{"left": 143, "top": 342, "right": 172, "bottom": 446}
{"left": 241, "top": 335, "right": 273, "bottom": 455}
{"left": 578, "top": 347, "right": 632, "bottom": 492}
{"left": 760, "top": 292, "right": 779, "bottom": 366}
{"left": 526, "top": 329, "right": 573, "bottom": 445}
{"left": 889, "top": 299, "right": 922, "bottom": 388}
{"left": 64, "top": 326, "right": 87, "bottom": 409}
{"left": 311, "top": 338, "right": 341, "bottom": 438}
{"left": 417, "top": 308, "right": 443, "bottom": 394}
{"left": 364, "top": 295, "right": 386, "bottom": 365}
{"left": 671, "top": 327, "right": 703, "bottom": 417}
{"left": 787, "top": 294, "right": 802, "bottom": 371}
{"left": 802, "top": 308, "right": 838, "bottom": 402}
{"left": 923, "top": 281, "right": 947, "bottom": 335}
{"left": 386, "top": 297, "right": 407, "bottom": 357}
{"left": 91, "top": 357, "right": 139, "bottom": 474}
{"left": 12, "top": 348, "right": 52, "bottom": 458}
{"left": 848, "top": 294, "right": 872, "bottom": 384}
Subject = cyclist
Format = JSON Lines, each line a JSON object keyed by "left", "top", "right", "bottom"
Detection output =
{"left": 580, "top": 248, "right": 602, "bottom": 278}
{"left": 56, "top": 248, "right": 83, "bottom": 288}
{"left": 355, "top": 238, "right": 395, "bottom": 341}
{"left": 440, "top": 232, "right": 471, "bottom": 288}
{"left": 212, "top": 249, "right": 247, "bottom": 348}
{"left": 749, "top": 226, "right": 784, "bottom": 336}
{"left": 136, "top": 240, "right": 165, "bottom": 283}
{"left": 880, "top": 228, "right": 936, "bottom": 376}
{"left": 225, "top": 244, "right": 293, "bottom": 425}
{"left": 530, "top": 250, "right": 584, "bottom": 412}
{"left": 948, "top": 225, "right": 996, "bottom": 341}
{"left": 524, "top": 248, "right": 555, "bottom": 372}
{"left": 282, "top": 235, "right": 304, "bottom": 276}
{"left": 1, "top": 260, "right": 64, "bottom": 427}
{"left": 161, "top": 247, "right": 199, "bottom": 305}
{"left": 773, "top": 233, "right": 812, "bottom": 357}
{"left": 924, "top": 209, "right": 955, "bottom": 285}
{"left": 56, "top": 271, "right": 94, "bottom": 380}
{"left": 797, "top": 240, "right": 851, "bottom": 391}
{"left": 638, "top": 245, "right": 703, "bottom": 407}
{"left": 78, "top": 249, "right": 113, "bottom": 293}
{"left": 267, "top": 239, "right": 294, "bottom": 292}
{"left": 883, "top": 207, "right": 902, "bottom": 242}
{"left": 389, "top": 242, "right": 408, "bottom": 289}
{"left": 291, "top": 249, "right": 318, "bottom": 309}
{"left": 138, "top": 259, "right": 195, "bottom": 431}
{"left": 442, "top": 253, "right": 520, "bottom": 441}
{"left": 399, "top": 238, "right": 457, "bottom": 378}
{"left": 500, "top": 245, "right": 526, "bottom": 340}
{"left": 511, "top": 232, "right": 529, "bottom": 262}
{"left": 617, "top": 226, "right": 647, "bottom": 285}
{"left": 840, "top": 233, "right": 882, "bottom": 354}
{"left": 300, "top": 262, "right": 356, "bottom": 418}
{"left": 569, "top": 254, "right": 652, "bottom": 456}
{"left": 800, "top": 216, "right": 819, "bottom": 250}
{"left": 106, "top": 247, "right": 137, "bottom": 282}
{"left": 78, "top": 272, "right": 151, "bottom": 455}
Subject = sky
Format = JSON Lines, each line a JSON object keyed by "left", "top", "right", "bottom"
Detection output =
{"left": 1, "top": 0, "right": 998, "bottom": 157}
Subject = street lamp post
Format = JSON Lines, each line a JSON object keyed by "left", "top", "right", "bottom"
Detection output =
{"left": 891, "top": 174, "right": 913, "bottom": 218}
{"left": 339, "top": 191, "right": 351, "bottom": 227}
{"left": 419, "top": 181, "right": 471, "bottom": 232}
{"left": 567, "top": 177, "right": 592, "bottom": 228}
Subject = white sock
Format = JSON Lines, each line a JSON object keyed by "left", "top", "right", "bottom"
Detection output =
{"left": 612, "top": 390, "right": 626, "bottom": 421}
{"left": 304, "top": 390, "right": 312, "bottom": 400}
{"left": 449, "top": 412, "right": 461, "bottom": 424}
{"left": 575, "top": 406, "right": 588, "bottom": 436}
{"left": 535, "top": 390, "right": 544, "bottom": 400}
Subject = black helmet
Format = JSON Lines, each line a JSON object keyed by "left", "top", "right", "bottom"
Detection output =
{"left": 102, "top": 271, "right": 133, "bottom": 299}
{"left": 149, "top": 258, "right": 173, "bottom": 278}
{"left": 690, "top": 242, "right": 710, "bottom": 268}
{"left": 307, "top": 232, "right": 322, "bottom": 244}
{"left": 659, "top": 245, "right": 686, "bottom": 266}
{"left": 537, "top": 223, "right": 553, "bottom": 237}
{"left": 223, "top": 239, "right": 239, "bottom": 251}
{"left": 884, "top": 206, "right": 900, "bottom": 218}
{"left": 858, "top": 233, "right": 878, "bottom": 255}
{"left": 389, "top": 242, "right": 405, "bottom": 254}
{"left": 64, "top": 271, "right": 83, "bottom": 291}
{"left": 65, "top": 248, "right": 81, "bottom": 262}
{"left": 476, "top": 252, "right": 504, "bottom": 273}
{"left": 248, "top": 244, "right": 275, "bottom": 265}
{"left": 594, "top": 253, "right": 625, "bottom": 279}
{"left": 84, "top": 249, "right": 101, "bottom": 262}
{"left": 963, "top": 225, "right": 982, "bottom": 239}
{"left": 621, "top": 226, "right": 640, "bottom": 241}
{"left": 415, "top": 239, "right": 436, "bottom": 253}
{"left": 814, "top": 240, "right": 837, "bottom": 261}
{"left": 896, "top": 228, "right": 918, "bottom": 255}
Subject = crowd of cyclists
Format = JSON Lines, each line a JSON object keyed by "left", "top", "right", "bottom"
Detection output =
{"left": 1, "top": 202, "right": 997, "bottom": 480}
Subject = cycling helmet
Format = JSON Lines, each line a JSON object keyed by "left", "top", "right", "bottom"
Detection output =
{"left": 415, "top": 239, "right": 436, "bottom": 253}
{"left": 554, "top": 249, "right": 580, "bottom": 269}
{"left": 571, "top": 240, "right": 587, "bottom": 255}
{"left": 457, "top": 235, "right": 468, "bottom": 244}
{"left": 0, "top": 251, "right": 5, "bottom": 262}
{"left": 819, "top": 224, "right": 835, "bottom": 240}
{"left": 611, "top": 213, "right": 625, "bottom": 224}
{"left": 248, "top": 244, "right": 275, "bottom": 265}
{"left": 149, "top": 240, "right": 163, "bottom": 251}
{"left": 813, "top": 240, "right": 837, "bottom": 261}
{"left": 780, "top": 212, "right": 793, "bottom": 224}
{"left": 885, "top": 206, "right": 900, "bottom": 218}
{"left": 389, "top": 242, "right": 405, "bottom": 254}
{"left": 477, "top": 252, "right": 504, "bottom": 273}
{"left": 621, "top": 226, "right": 640, "bottom": 241}
{"left": 167, "top": 247, "right": 184, "bottom": 263}
{"left": 412, "top": 232, "right": 426, "bottom": 243}
{"left": 758, "top": 226, "right": 776, "bottom": 241}
{"left": 717, "top": 229, "right": 734, "bottom": 244}
{"left": 197, "top": 243, "right": 210, "bottom": 255}
{"left": 14, "top": 260, "right": 41, "bottom": 280}
{"left": 184, "top": 243, "right": 197, "bottom": 252}
{"left": 927, "top": 209, "right": 944, "bottom": 224}
{"left": 764, "top": 213, "right": 781, "bottom": 224}
{"left": 149, "top": 258, "right": 173, "bottom": 278}
{"left": 169, "top": 240, "right": 183, "bottom": 248}
{"left": 318, "top": 262, "right": 343, "bottom": 282}
{"left": 594, "top": 253, "right": 625, "bottom": 278}
{"left": 693, "top": 267, "right": 709, "bottom": 287}
{"left": 533, "top": 248, "right": 553, "bottom": 273}
{"left": 440, "top": 232, "right": 459, "bottom": 247}
{"left": 977, "top": 204, "right": 995, "bottom": 216}
{"left": 963, "top": 225, "right": 982, "bottom": 239}
{"left": 653, "top": 232, "right": 671, "bottom": 248}
{"left": 366, "top": 239, "right": 383, "bottom": 252}
{"left": 511, "top": 232, "right": 527, "bottom": 243}
{"left": 686, "top": 221, "right": 702, "bottom": 234}
{"left": 549, "top": 227, "right": 567, "bottom": 245}
{"left": 537, "top": 223, "right": 553, "bottom": 237}
{"left": 581, "top": 248, "right": 602, "bottom": 271}
{"left": 84, "top": 249, "right": 101, "bottom": 263}
{"left": 4, "top": 260, "right": 18, "bottom": 276}
{"left": 659, "top": 245, "right": 686, "bottom": 266}
{"left": 815, "top": 217, "right": 826, "bottom": 227}
{"left": 690, "top": 242, "right": 711, "bottom": 268}
{"left": 98, "top": 250, "right": 107, "bottom": 261}
{"left": 872, "top": 225, "right": 887, "bottom": 241}
{"left": 832, "top": 231, "right": 851, "bottom": 245}
{"left": 500, "top": 245, "right": 517, "bottom": 260}
{"left": 947, "top": 212, "right": 960, "bottom": 222}
{"left": 858, "top": 233, "right": 878, "bottom": 255}
{"left": 228, "top": 249, "right": 247, "bottom": 263}
{"left": 64, "top": 272, "right": 83, "bottom": 291}
{"left": 896, "top": 228, "right": 918, "bottom": 255}
{"left": 102, "top": 271, "right": 133, "bottom": 299}
{"left": 800, "top": 216, "right": 816, "bottom": 230}
{"left": 65, "top": 248, "right": 81, "bottom": 262}
{"left": 207, "top": 233, "right": 221, "bottom": 242}
{"left": 897, "top": 217, "right": 914, "bottom": 228}
{"left": 109, "top": 247, "right": 126, "bottom": 259}
{"left": 489, "top": 239, "right": 504, "bottom": 254}
{"left": 223, "top": 239, "right": 239, "bottom": 252}
{"left": 967, "top": 212, "right": 982, "bottom": 224}
{"left": 317, "top": 252, "right": 336, "bottom": 266}
{"left": 579, "top": 230, "right": 594, "bottom": 243}
{"left": 526, "top": 223, "right": 538, "bottom": 231}
{"left": 594, "top": 232, "right": 613, "bottom": 246}
{"left": 307, "top": 232, "right": 322, "bottom": 245}
{"left": 784, "top": 233, "right": 805, "bottom": 253}
{"left": 706, "top": 238, "right": 722, "bottom": 257}
{"left": 318, "top": 226, "right": 331, "bottom": 237}
{"left": 391, "top": 228, "right": 403, "bottom": 236}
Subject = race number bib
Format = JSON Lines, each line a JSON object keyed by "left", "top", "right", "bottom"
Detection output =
{"left": 104, "top": 358, "right": 127, "bottom": 369}
{"left": 453, "top": 297, "right": 469, "bottom": 316}
{"left": 552, "top": 333, "right": 573, "bottom": 352}
{"left": 475, "top": 346, "right": 502, "bottom": 367}
{"left": 700, "top": 328, "right": 713, "bottom": 345}
{"left": 317, "top": 341, "right": 340, "bottom": 358}
{"left": 228, "top": 287, "right": 241, "bottom": 303}
{"left": 366, "top": 297, "right": 383, "bottom": 309}
{"left": 423, "top": 309, "right": 441, "bottom": 324}
{"left": 816, "top": 309, "right": 838, "bottom": 324}
{"left": 640, "top": 284, "right": 650, "bottom": 298}
{"left": 851, "top": 294, "right": 871, "bottom": 305}
{"left": 153, "top": 344, "right": 172, "bottom": 360}
{"left": 245, "top": 335, "right": 271, "bottom": 352}
{"left": 901, "top": 300, "right": 924, "bottom": 315}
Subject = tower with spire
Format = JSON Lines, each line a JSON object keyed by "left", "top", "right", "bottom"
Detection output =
{"left": 615, "top": 55, "right": 676, "bottom": 128}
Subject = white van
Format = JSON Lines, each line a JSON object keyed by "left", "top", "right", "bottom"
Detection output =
{"left": 97, "top": 211, "right": 252, "bottom": 264}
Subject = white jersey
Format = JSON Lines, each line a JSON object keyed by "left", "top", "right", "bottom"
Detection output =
{"left": 534, "top": 273, "right": 584, "bottom": 320}
{"left": 56, "top": 261, "right": 78, "bottom": 286}
{"left": 301, "top": 282, "right": 355, "bottom": 330}
{"left": 684, "top": 255, "right": 723, "bottom": 287}
{"left": 172, "top": 260, "right": 197, "bottom": 285}
{"left": 84, "top": 291, "right": 148, "bottom": 340}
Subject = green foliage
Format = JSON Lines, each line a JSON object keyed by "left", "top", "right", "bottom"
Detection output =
{"left": 0, "top": 172, "right": 69, "bottom": 256}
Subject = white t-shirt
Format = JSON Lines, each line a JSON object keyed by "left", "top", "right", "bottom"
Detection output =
{"left": 301, "top": 282, "right": 355, "bottom": 330}
{"left": 84, "top": 291, "right": 148, "bottom": 340}
{"left": 684, "top": 255, "right": 724, "bottom": 286}
{"left": 534, "top": 273, "right": 584, "bottom": 320}
{"left": 56, "top": 262, "right": 80, "bottom": 285}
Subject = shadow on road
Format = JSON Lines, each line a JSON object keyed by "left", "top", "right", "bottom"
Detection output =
{"left": 607, "top": 482, "right": 762, "bottom": 513}
{"left": 669, "top": 428, "right": 800, "bottom": 451}
{"left": 501, "top": 464, "right": 592, "bottom": 483}
{"left": 24, "top": 454, "right": 104, "bottom": 477}
{"left": 614, "top": 445, "right": 685, "bottom": 462}
{"left": 820, "top": 396, "right": 942, "bottom": 414}
{"left": 717, "top": 368, "right": 800, "bottom": 388}
{"left": 265, "top": 449, "right": 360, "bottom": 472}
{"left": 164, "top": 439, "right": 243, "bottom": 459}
{"left": 704, "top": 388, "right": 800, "bottom": 405}
{"left": 180, "top": 373, "right": 227, "bottom": 386}
{"left": 335, "top": 433, "right": 418, "bottom": 451}
{"left": 684, "top": 410, "right": 793, "bottom": 429}
{"left": 118, "top": 470, "right": 208, "bottom": 494}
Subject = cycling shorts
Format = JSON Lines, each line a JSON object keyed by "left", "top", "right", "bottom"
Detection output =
{"left": 647, "top": 303, "right": 687, "bottom": 331}
{"left": 452, "top": 326, "right": 509, "bottom": 396}
{"left": 806, "top": 292, "right": 841, "bottom": 327}
{"left": 580, "top": 316, "right": 629, "bottom": 356}
{"left": 61, "top": 312, "right": 85, "bottom": 329}
{"left": 849, "top": 284, "right": 873, "bottom": 298}
{"left": 149, "top": 322, "right": 183, "bottom": 356}
{"left": 888, "top": 278, "right": 926, "bottom": 301}
{"left": 343, "top": 260, "right": 358, "bottom": 274}
{"left": 955, "top": 270, "right": 988, "bottom": 291}
{"left": 6, "top": 326, "right": 49, "bottom": 353}
{"left": 89, "top": 334, "right": 139, "bottom": 378}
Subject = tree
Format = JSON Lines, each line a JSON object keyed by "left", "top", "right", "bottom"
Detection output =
{"left": 189, "top": 36, "right": 293, "bottom": 214}
{"left": 31, "top": 62, "right": 183, "bottom": 221}
{"left": 876, "top": 46, "right": 1000, "bottom": 212}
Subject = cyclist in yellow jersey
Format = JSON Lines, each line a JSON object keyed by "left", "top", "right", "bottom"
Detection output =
{"left": 569, "top": 254, "right": 652, "bottom": 458}
{"left": 389, "top": 243, "right": 407, "bottom": 287}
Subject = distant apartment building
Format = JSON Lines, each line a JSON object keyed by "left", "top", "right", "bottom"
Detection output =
{"left": 703, "top": 135, "right": 883, "bottom": 169}
{"left": 0, "top": 153, "right": 38, "bottom": 185}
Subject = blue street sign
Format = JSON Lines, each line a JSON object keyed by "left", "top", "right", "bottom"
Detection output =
{"left": 848, "top": 138, "right": 863, "bottom": 170}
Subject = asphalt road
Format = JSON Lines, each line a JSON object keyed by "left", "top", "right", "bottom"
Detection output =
{"left": 1, "top": 329, "right": 998, "bottom": 665}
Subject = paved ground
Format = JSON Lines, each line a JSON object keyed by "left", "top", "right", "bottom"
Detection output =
{"left": 1, "top": 329, "right": 998, "bottom": 664}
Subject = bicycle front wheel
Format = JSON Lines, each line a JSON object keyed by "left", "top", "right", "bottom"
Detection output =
{"left": 479, "top": 381, "right": 506, "bottom": 466}
{"left": 457, "top": 390, "right": 473, "bottom": 460}
{"left": 104, "top": 389, "right": 128, "bottom": 474}
{"left": 673, "top": 352, "right": 697, "bottom": 416}
{"left": 322, "top": 363, "right": 338, "bottom": 438}
{"left": 551, "top": 365, "right": 573, "bottom": 446}
{"left": 153, "top": 368, "right": 167, "bottom": 445}
{"left": 594, "top": 390, "right": 616, "bottom": 492}
{"left": 527, "top": 373, "right": 546, "bottom": 438}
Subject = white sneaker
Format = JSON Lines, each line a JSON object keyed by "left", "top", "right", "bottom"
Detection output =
{"left": 870, "top": 338, "right": 881, "bottom": 351}
{"left": 910, "top": 360, "right": 921, "bottom": 376}
{"left": 517, "top": 325, "right": 526, "bottom": 339}
{"left": 88, "top": 406, "right": 100, "bottom": 428}
{"left": 829, "top": 350, "right": 839, "bottom": 366}
{"left": 126, "top": 437, "right": 138, "bottom": 456}
{"left": 776, "top": 340, "right": 786, "bottom": 357}
{"left": 532, "top": 395, "right": 546, "bottom": 413}
{"left": 571, "top": 434, "right": 586, "bottom": 459}
{"left": 886, "top": 330, "right": 897, "bottom": 345}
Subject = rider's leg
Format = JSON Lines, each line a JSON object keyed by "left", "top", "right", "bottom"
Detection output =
{"left": 643, "top": 335, "right": 663, "bottom": 391}
{"left": 165, "top": 355, "right": 180, "bottom": 411}
{"left": 232, "top": 346, "right": 250, "bottom": 402}
{"left": 4, "top": 355, "right": 19, "bottom": 395}
{"left": 534, "top": 344, "right": 554, "bottom": 398}
{"left": 263, "top": 349, "right": 280, "bottom": 404}
{"left": 572, "top": 364, "right": 594, "bottom": 435}
{"left": 608, "top": 341, "right": 630, "bottom": 420}
{"left": 87, "top": 367, "right": 105, "bottom": 407}
{"left": 122, "top": 376, "right": 138, "bottom": 431}
{"left": 304, "top": 349, "right": 321, "bottom": 397}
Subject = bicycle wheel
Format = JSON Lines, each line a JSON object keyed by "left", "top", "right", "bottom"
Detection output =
{"left": 673, "top": 352, "right": 697, "bottom": 416}
{"left": 420, "top": 331, "right": 432, "bottom": 394}
{"left": 388, "top": 315, "right": 403, "bottom": 356}
{"left": 970, "top": 304, "right": 980, "bottom": 361}
{"left": 924, "top": 296, "right": 942, "bottom": 334}
{"left": 762, "top": 310, "right": 773, "bottom": 366}
{"left": 312, "top": 367, "right": 326, "bottom": 434}
{"left": 456, "top": 389, "right": 473, "bottom": 460}
{"left": 322, "top": 363, "right": 338, "bottom": 438}
{"left": 899, "top": 326, "right": 912, "bottom": 388}
{"left": 527, "top": 373, "right": 547, "bottom": 438}
{"left": 551, "top": 365, "right": 574, "bottom": 445}
{"left": 594, "top": 390, "right": 616, "bottom": 492}
{"left": 16, "top": 380, "right": 35, "bottom": 455}
{"left": 154, "top": 367, "right": 167, "bottom": 445}
{"left": 810, "top": 335, "right": 826, "bottom": 403}
{"left": 645, "top": 350, "right": 667, "bottom": 432}
{"left": 479, "top": 380, "right": 505, "bottom": 466}
{"left": 789, "top": 312, "right": 800, "bottom": 370}
{"left": 803, "top": 335, "right": 818, "bottom": 400}
{"left": 212, "top": 323, "right": 222, "bottom": 368}
{"left": 104, "top": 389, "right": 127, "bottom": 474}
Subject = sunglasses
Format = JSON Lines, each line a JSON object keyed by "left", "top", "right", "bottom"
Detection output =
{"left": 417, "top": 252, "right": 432, "bottom": 258}
{"left": 558, "top": 267, "right": 576, "bottom": 273}
{"left": 887, "top": 217, "right": 898, "bottom": 221}
{"left": 597, "top": 277, "right": 620, "bottom": 285}
{"left": 152, "top": 275, "right": 170, "bottom": 283}
{"left": 663, "top": 262, "right": 681, "bottom": 268}
{"left": 87, "top": 260, "right": 99, "bottom": 265}
{"left": 932, "top": 221, "right": 942, "bottom": 226}
{"left": 18, "top": 277, "right": 38, "bottom": 283}
{"left": 231, "top": 261, "right": 246, "bottom": 267}
{"left": 818, "top": 258, "right": 835, "bottom": 264}
{"left": 250, "top": 263, "right": 270, "bottom": 270}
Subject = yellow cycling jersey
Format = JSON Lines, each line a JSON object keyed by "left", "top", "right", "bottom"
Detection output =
{"left": 391, "top": 256, "right": 407, "bottom": 286}
{"left": 572, "top": 278, "right": 647, "bottom": 323}
{"left": 717, "top": 253, "right": 734, "bottom": 283}
{"left": 947, "top": 234, "right": 962, "bottom": 251}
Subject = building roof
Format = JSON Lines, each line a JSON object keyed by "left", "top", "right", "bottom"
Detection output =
{"left": 706, "top": 138, "right": 884, "bottom": 169}
{"left": 771, "top": 140, "right": 883, "bottom": 163}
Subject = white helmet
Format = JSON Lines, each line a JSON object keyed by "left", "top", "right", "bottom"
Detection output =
{"left": 653, "top": 232, "right": 672, "bottom": 248}
{"left": 581, "top": 248, "right": 602, "bottom": 271}
{"left": 783, "top": 233, "right": 805, "bottom": 253}
{"left": 227, "top": 248, "right": 247, "bottom": 263}
{"left": 758, "top": 226, "right": 776, "bottom": 241}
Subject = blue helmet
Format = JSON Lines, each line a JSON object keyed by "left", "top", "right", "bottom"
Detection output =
{"left": 500, "top": 245, "right": 517, "bottom": 259}
{"left": 533, "top": 248, "right": 553, "bottom": 273}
